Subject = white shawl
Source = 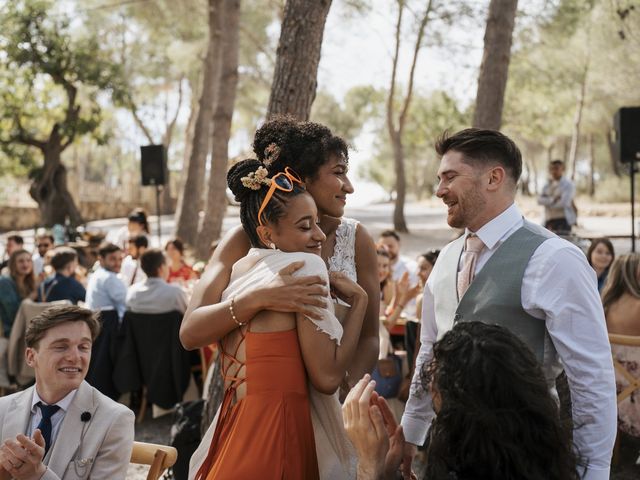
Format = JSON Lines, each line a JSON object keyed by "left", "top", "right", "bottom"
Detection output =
{"left": 189, "top": 249, "right": 355, "bottom": 479}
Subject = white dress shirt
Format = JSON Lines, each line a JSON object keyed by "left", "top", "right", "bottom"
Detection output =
{"left": 85, "top": 267, "right": 127, "bottom": 320}
{"left": 401, "top": 203, "right": 616, "bottom": 480}
{"left": 28, "top": 388, "right": 77, "bottom": 446}
{"left": 119, "top": 255, "right": 147, "bottom": 286}
{"left": 126, "top": 277, "right": 188, "bottom": 314}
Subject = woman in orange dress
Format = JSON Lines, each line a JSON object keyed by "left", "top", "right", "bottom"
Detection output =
{"left": 194, "top": 159, "right": 367, "bottom": 480}
{"left": 165, "top": 238, "right": 197, "bottom": 284}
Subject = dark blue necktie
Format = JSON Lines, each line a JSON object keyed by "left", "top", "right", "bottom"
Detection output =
{"left": 36, "top": 402, "right": 61, "bottom": 456}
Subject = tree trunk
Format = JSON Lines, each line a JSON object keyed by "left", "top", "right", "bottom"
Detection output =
{"left": 266, "top": 0, "right": 332, "bottom": 121}
{"left": 391, "top": 132, "right": 408, "bottom": 232}
{"left": 174, "top": 0, "right": 223, "bottom": 247}
{"left": 605, "top": 129, "right": 622, "bottom": 177}
{"left": 472, "top": 0, "right": 518, "bottom": 130}
{"left": 588, "top": 133, "right": 595, "bottom": 197}
{"left": 174, "top": 92, "right": 200, "bottom": 221}
{"left": 387, "top": 0, "right": 432, "bottom": 233}
{"left": 568, "top": 62, "right": 588, "bottom": 181}
{"left": 30, "top": 144, "right": 84, "bottom": 227}
{"left": 197, "top": 0, "right": 240, "bottom": 260}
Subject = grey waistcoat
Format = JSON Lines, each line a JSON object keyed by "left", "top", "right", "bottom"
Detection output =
{"left": 433, "top": 221, "right": 553, "bottom": 363}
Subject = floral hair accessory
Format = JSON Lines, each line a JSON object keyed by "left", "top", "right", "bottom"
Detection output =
{"left": 241, "top": 166, "right": 271, "bottom": 190}
{"left": 263, "top": 143, "right": 281, "bottom": 166}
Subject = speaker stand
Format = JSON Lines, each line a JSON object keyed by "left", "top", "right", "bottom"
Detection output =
{"left": 155, "top": 184, "right": 162, "bottom": 246}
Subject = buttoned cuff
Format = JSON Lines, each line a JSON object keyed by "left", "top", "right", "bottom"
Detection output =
{"left": 581, "top": 467, "right": 610, "bottom": 480}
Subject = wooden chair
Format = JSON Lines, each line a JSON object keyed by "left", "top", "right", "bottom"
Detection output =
{"left": 608, "top": 333, "right": 640, "bottom": 464}
{"left": 609, "top": 333, "right": 640, "bottom": 402}
{"left": 130, "top": 441, "right": 178, "bottom": 480}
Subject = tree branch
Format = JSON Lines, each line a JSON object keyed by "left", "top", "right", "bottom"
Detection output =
{"left": 386, "top": 0, "right": 404, "bottom": 136}
{"left": 163, "top": 76, "right": 184, "bottom": 148}
{"left": 128, "top": 94, "right": 156, "bottom": 144}
{"left": 398, "top": 0, "right": 432, "bottom": 132}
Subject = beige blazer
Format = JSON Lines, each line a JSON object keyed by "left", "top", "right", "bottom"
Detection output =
{"left": 0, "top": 381, "right": 134, "bottom": 479}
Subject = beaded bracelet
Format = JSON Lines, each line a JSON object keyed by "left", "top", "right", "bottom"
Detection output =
{"left": 229, "top": 296, "right": 246, "bottom": 327}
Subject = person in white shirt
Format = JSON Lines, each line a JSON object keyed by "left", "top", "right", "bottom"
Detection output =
{"left": 85, "top": 244, "right": 126, "bottom": 321}
{"left": 119, "top": 235, "right": 148, "bottom": 287}
{"left": 400, "top": 128, "right": 616, "bottom": 480}
{"left": 32, "top": 234, "right": 54, "bottom": 279}
{"left": 126, "top": 249, "right": 188, "bottom": 315}
{"left": 537, "top": 159, "right": 577, "bottom": 234}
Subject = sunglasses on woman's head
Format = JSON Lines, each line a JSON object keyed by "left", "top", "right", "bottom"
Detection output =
{"left": 257, "top": 167, "right": 304, "bottom": 227}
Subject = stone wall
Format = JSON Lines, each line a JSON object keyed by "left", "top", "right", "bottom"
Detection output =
{"left": 0, "top": 199, "right": 176, "bottom": 232}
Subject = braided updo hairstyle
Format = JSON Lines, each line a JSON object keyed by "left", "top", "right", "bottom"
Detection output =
{"left": 252, "top": 116, "right": 349, "bottom": 180}
{"left": 227, "top": 159, "right": 306, "bottom": 248}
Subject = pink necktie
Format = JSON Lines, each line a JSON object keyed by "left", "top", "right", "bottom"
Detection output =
{"left": 457, "top": 234, "right": 485, "bottom": 299}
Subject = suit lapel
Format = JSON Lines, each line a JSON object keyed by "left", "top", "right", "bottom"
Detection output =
{"left": 47, "top": 381, "right": 97, "bottom": 477}
{"left": 2, "top": 388, "right": 33, "bottom": 441}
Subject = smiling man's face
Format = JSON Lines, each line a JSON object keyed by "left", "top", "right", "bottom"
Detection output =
{"left": 26, "top": 321, "right": 92, "bottom": 403}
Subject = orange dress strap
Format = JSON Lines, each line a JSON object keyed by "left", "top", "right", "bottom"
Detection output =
{"left": 195, "top": 327, "right": 247, "bottom": 480}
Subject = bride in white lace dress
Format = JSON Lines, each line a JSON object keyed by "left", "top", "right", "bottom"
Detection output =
{"left": 180, "top": 118, "right": 380, "bottom": 479}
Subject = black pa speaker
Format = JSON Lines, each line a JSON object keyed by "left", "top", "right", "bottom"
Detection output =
{"left": 140, "top": 145, "right": 167, "bottom": 186}
{"left": 614, "top": 107, "right": 640, "bottom": 164}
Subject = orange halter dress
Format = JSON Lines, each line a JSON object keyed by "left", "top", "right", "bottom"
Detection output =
{"left": 195, "top": 326, "right": 319, "bottom": 480}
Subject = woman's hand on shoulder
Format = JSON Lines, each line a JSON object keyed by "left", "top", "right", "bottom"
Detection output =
{"left": 259, "top": 261, "right": 328, "bottom": 320}
{"left": 329, "top": 271, "right": 367, "bottom": 305}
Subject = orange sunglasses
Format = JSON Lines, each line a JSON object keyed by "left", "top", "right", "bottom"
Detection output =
{"left": 257, "top": 167, "right": 304, "bottom": 226}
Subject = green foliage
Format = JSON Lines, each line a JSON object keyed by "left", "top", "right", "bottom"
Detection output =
{"left": 0, "top": 0, "right": 128, "bottom": 168}
{"left": 360, "top": 89, "right": 469, "bottom": 198}
{"left": 503, "top": 0, "right": 640, "bottom": 193}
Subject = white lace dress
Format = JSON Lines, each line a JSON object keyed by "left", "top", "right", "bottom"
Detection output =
{"left": 328, "top": 217, "right": 359, "bottom": 282}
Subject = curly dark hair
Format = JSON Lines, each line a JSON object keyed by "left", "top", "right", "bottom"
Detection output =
{"left": 422, "top": 322, "right": 582, "bottom": 480}
{"left": 227, "top": 159, "right": 306, "bottom": 247}
{"left": 252, "top": 116, "right": 349, "bottom": 180}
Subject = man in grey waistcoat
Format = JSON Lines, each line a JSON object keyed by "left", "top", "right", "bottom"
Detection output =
{"left": 400, "top": 129, "right": 616, "bottom": 480}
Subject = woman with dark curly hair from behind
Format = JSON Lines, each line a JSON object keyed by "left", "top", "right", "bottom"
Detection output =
{"left": 343, "top": 322, "right": 582, "bottom": 480}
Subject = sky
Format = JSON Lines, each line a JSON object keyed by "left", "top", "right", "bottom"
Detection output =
{"left": 314, "top": 0, "right": 488, "bottom": 204}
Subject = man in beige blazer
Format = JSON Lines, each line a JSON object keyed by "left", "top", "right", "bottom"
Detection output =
{"left": 0, "top": 305, "right": 134, "bottom": 480}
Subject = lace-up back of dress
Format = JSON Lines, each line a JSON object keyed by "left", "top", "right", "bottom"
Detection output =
{"left": 219, "top": 327, "right": 248, "bottom": 404}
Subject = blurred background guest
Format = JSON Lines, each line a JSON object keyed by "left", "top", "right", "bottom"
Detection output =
{"left": 601, "top": 253, "right": 640, "bottom": 439}
{"left": 0, "top": 234, "right": 24, "bottom": 273}
{"left": 108, "top": 207, "right": 150, "bottom": 250}
{"left": 120, "top": 234, "right": 148, "bottom": 286}
{"left": 165, "top": 238, "right": 196, "bottom": 285}
{"left": 31, "top": 232, "right": 54, "bottom": 278}
{"left": 126, "top": 249, "right": 188, "bottom": 314}
{"left": 587, "top": 238, "right": 615, "bottom": 292}
{"left": 0, "top": 249, "right": 37, "bottom": 337}
{"left": 37, "top": 246, "right": 85, "bottom": 304}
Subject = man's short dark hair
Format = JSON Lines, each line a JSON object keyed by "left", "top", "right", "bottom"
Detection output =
{"left": 98, "top": 242, "right": 121, "bottom": 258}
{"left": 435, "top": 128, "right": 522, "bottom": 184}
{"left": 128, "top": 235, "right": 149, "bottom": 249}
{"left": 50, "top": 247, "right": 78, "bottom": 272}
{"left": 26, "top": 305, "right": 101, "bottom": 349}
{"left": 36, "top": 233, "right": 54, "bottom": 244}
{"left": 550, "top": 159, "right": 565, "bottom": 167}
{"left": 7, "top": 234, "right": 24, "bottom": 245}
{"left": 380, "top": 230, "right": 400, "bottom": 242}
{"left": 140, "top": 249, "right": 166, "bottom": 277}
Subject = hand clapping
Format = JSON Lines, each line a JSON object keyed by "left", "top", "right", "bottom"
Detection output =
{"left": 0, "top": 430, "right": 47, "bottom": 480}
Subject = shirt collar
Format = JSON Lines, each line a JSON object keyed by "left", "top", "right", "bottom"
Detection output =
{"left": 466, "top": 203, "right": 522, "bottom": 250}
{"left": 31, "top": 388, "right": 78, "bottom": 414}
